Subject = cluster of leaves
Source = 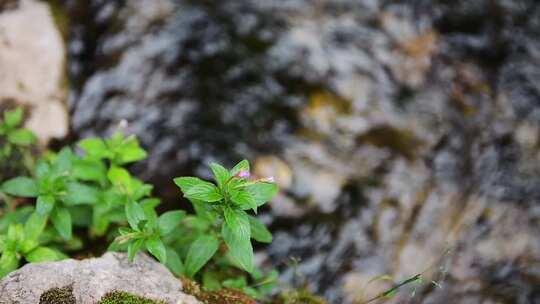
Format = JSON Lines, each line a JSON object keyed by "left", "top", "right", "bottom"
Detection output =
{"left": 0, "top": 108, "right": 36, "bottom": 160}
{"left": 0, "top": 126, "right": 280, "bottom": 300}
{"left": 0, "top": 132, "right": 151, "bottom": 276}
{"left": 0, "top": 108, "right": 37, "bottom": 177}
{"left": 118, "top": 159, "right": 279, "bottom": 300}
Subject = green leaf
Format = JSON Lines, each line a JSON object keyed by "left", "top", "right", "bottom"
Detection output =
{"left": 248, "top": 216, "right": 272, "bottom": 243}
{"left": 184, "top": 183, "right": 222, "bottom": 203}
{"left": 173, "top": 177, "right": 205, "bottom": 194}
{"left": 191, "top": 200, "right": 218, "bottom": 222}
{"left": 107, "top": 166, "right": 131, "bottom": 191}
{"left": 92, "top": 211, "right": 110, "bottom": 236}
{"left": 222, "top": 277, "right": 248, "bottom": 289}
{"left": 68, "top": 205, "right": 92, "bottom": 227}
{"left": 116, "top": 135, "right": 147, "bottom": 164}
{"left": 166, "top": 248, "right": 184, "bottom": 276}
{"left": 2, "top": 177, "right": 38, "bottom": 197}
{"left": 51, "top": 207, "right": 72, "bottom": 240}
{"left": 7, "top": 224, "right": 24, "bottom": 244}
{"left": 7, "top": 128, "right": 36, "bottom": 145}
{"left": 127, "top": 238, "right": 144, "bottom": 262}
{"left": 145, "top": 235, "right": 167, "bottom": 264}
{"left": 209, "top": 162, "right": 231, "bottom": 190}
{"left": 19, "top": 238, "right": 38, "bottom": 254}
{"left": 36, "top": 195, "right": 55, "bottom": 215}
{"left": 223, "top": 207, "right": 250, "bottom": 242}
{"left": 35, "top": 160, "right": 51, "bottom": 179}
{"left": 25, "top": 247, "right": 60, "bottom": 263}
{"left": 78, "top": 138, "right": 112, "bottom": 159}
{"left": 185, "top": 235, "right": 219, "bottom": 278}
{"left": 132, "top": 182, "right": 153, "bottom": 200}
{"left": 158, "top": 211, "right": 185, "bottom": 235}
{"left": 222, "top": 222, "right": 254, "bottom": 273}
{"left": 202, "top": 271, "right": 221, "bottom": 291}
{"left": 73, "top": 158, "right": 106, "bottom": 182}
{"left": 118, "top": 227, "right": 133, "bottom": 236}
{"left": 141, "top": 204, "right": 158, "bottom": 230}
{"left": 230, "top": 159, "right": 250, "bottom": 176}
{"left": 245, "top": 183, "right": 278, "bottom": 207}
{"left": 51, "top": 147, "right": 73, "bottom": 176}
{"left": 230, "top": 189, "right": 257, "bottom": 213}
{"left": 140, "top": 198, "right": 161, "bottom": 210}
{"left": 64, "top": 182, "right": 99, "bottom": 205}
{"left": 125, "top": 200, "right": 146, "bottom": 230}
{"left": 0, "top": 206, "right": 33, "bottom": 233}
{"left": 0, "top": 250, "right": 19, "bottom": 278}
{"left": 24, "top": 211, "right": 47, "bottom": 241}
{"left": 384, "top": 289, "right": 398, "bottom": 298}
{"left": 3, "top": 108, "right": 23, "bottom": 128}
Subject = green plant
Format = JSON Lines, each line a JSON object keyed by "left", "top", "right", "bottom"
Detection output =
{"left": 2, "top": 147, "right": 99, "bottom": 240}
{"left": 76, "top": 132, "right": 150, "bottom": 237}
{"left": 0, "top": 108, "right": 38, "bottom": 187}
{"left": 0, "top": 130, "right": 280, "bottom": 301}
{"left": 164, "top": 160, "right": 279, "bottom": 300}
{"left": 0, "top": 131, "right": 156, "bottom": 277}
{"left": 0, "top": 108, "right": 37, "bottom": 164}
{"left": 173, "top": 160, "right": 276, "bottom": 276}
{"left": 0, "top": 211, "right": 65, "bottom": 277}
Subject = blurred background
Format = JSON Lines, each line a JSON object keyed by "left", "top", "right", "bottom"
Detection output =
{"left": 2, "top": 0, "right": 540, "bottom": 303}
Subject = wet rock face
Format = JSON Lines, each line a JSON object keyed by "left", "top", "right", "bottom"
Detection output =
{"left": 64, "top": 0, "right": 540, "bottom": 303}
{"left": 65, "top": 0, "right": 314, "bottom": 189}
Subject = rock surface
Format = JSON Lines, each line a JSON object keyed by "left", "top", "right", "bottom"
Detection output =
{"left": 0, "top": 0, "right": 68, "bottom": 144}
{"left": 0, "top": 252, "right": 201, "bottom": 304}
{"left": 57, "top": 0, "right": 540, "bottom": 303}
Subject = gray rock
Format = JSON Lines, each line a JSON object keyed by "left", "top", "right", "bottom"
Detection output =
{"left": 0, "top": 252, "right": 201, "bottom": 304}
{"left": 58, "top": 0, "right": 540, "bottom": 302}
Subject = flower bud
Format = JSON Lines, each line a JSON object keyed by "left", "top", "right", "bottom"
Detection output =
{"left": 237, "top": 170, "right": 250, "bottom": 178}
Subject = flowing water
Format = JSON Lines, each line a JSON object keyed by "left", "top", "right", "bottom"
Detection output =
{"left": 61, "top": 0, "right": 540, "bottom": 302}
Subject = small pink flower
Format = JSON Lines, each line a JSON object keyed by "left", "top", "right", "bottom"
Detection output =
{"left": 237, "top": 170, "right": 250, "bottom": 178}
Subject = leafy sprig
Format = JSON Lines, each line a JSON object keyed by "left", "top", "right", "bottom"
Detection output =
{"left": 174, "top": 160, "right": 277, "bottom": 276}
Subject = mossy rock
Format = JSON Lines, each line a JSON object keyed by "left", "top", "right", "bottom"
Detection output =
{"left": 39, "top": 285, "right": 76, "bottom": 304}
{"left": 97, "top": 291, "right": 165, "bottom": 304}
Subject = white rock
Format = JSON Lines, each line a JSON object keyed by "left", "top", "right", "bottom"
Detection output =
{"left": 0, "top": 0, "right": 68, "bottom": 144}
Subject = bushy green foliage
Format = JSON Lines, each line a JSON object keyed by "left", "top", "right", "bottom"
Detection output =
{"left": 0, "top": 118, "right": 280, "bottom": 300}
{"left": 0, "top": 108, "right": 36, "bottom": 161}
{"left": 173, "top": 160, "right": 277, "bottom": 276}
{"left": 0, "top": 108, "right": 37, "bottom": 181}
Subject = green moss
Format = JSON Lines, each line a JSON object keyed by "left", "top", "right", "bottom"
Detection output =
{"left": 97, "top": 291, "right": 165, "bottom": 304}
{"left": 39, "top": 285, "right": 76, "bottom": 304}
